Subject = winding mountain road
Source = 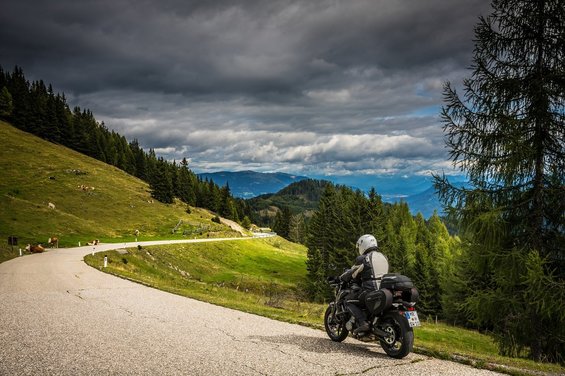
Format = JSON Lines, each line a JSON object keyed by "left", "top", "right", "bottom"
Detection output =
{"left": 0, "top": 239, "right": 502, "bottom": 375}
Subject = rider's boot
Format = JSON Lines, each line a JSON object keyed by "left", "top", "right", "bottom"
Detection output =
{"left": 353, "top": 320, "right": 370, "bottom": 334}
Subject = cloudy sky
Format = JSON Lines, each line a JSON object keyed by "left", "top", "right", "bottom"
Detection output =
{"left": 0, "top": 0, "right": 492, "bottom": 187}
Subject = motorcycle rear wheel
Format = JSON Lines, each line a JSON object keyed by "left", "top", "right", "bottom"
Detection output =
{"left": 378, "top": 312, "right": 413, "bottom": 359}
{"left": 324, "top": 305, "right": 349, "bottom": 342}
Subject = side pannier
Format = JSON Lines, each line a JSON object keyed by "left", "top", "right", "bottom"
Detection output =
{"left": 364, "top": 289, "right": 393, "bottom": 315}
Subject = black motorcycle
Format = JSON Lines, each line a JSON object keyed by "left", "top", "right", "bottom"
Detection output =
{"left": 324, "top": 273, "right": 420, "bottom": 358}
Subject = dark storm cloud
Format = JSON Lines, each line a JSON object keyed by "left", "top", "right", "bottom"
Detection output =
{"left": 0, "top": 0, "right": 492, "bottom": 177}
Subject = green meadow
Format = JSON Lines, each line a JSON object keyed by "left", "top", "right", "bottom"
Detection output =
{"left": 85, "top": 237, "right": 324, "bottom": 325}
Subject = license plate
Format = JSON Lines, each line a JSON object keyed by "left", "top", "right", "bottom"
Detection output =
{"left": 405, "top": 311, "right": 421, "bottom": 327}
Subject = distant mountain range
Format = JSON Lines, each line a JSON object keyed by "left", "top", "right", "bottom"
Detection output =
{"left": 198, "top": 170, "right": 465, "bottom": 218}
{"left": 197, "top": 170, "right": 308, "bottom": 199}
{"left": 396, "top": 186, "right": 442, "bottom": 218}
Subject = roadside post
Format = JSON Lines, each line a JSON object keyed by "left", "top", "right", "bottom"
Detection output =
{"left": 104, "top": 255, "right": 108, "bottom": 268}
{"left": 8, "top": 236, "right": 17, "bottom": 252}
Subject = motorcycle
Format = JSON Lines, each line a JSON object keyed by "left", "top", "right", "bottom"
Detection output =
{"left": 324, "top": 273, "right": 420, "bottom": 358}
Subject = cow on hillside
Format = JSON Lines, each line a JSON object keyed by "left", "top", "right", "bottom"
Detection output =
{"left": 48, "top": 237, "right": 59, "bottom": 248}
{"left": 25, "top": 244, "right": 45, "bottom": 253}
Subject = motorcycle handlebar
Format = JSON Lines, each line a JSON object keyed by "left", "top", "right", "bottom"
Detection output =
{"left": 326, "top": 276, "right": 340, "bottom": 284}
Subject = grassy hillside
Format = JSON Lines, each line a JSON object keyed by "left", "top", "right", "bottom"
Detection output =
{"left": 84, "top": 236, "right": 322, "bottom": 324}
{"left": 0, "top": 121, "right": 241, "bottom": 259}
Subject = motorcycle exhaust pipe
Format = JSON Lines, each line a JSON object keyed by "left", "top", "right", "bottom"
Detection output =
{"left": 372, "top": 327, "right": 392, "bottom": 340}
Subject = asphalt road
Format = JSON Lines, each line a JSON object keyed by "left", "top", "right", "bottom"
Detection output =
{"left": 0, "top": 240, "right": 502, "bottom": 375}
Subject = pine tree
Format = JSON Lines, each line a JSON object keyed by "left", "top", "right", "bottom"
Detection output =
{"left": 241, "top": 215, "right": 252, "bottom": 230}
{"left": 195, "top": 177, "right": 209, "bottom": 208}
{"left": 288, "top": 214, "right": 306, "bottom": 244}
{"left": 117, "top": 134, "right": 135, "bottom": 175}
{"left": 177, "top": 158, "right": 196, "bottom": 206}
{"left": 306, "top": 184, "right": 352, "bottom": 301}
{"left": 6, "top": 67, "right": 32, "bottom": 131}
{"left": 92, "top": 125, "right": 109, "bottom": 163}
{"left": 413, "top": 213, "right": 442, "bottom": 316}
{"left": 207, "top": 180, "right": 221, "bottom": 213}
{"left": 28, "top": 80, "right": 49, "bottom": 138}
{"left": 413, "top": 241, "right": 433, "bottom": 316}
{"left": 272, "top": 206, "right": 291, "bottom": 239}
{"left": 435, "top": 0, "right": 565, "bottom": 361}
{"left": 366, "top": 188, "right": 386, "bottom": 242}
{"left": 342, "top": 188, "right": 365, "bottom": 240}
{"left": 145, "top": 149, "right": 158, "bottom": 187}
{"left": 44, "top": 84, "right": 61, "bottom": 143}
{"left": 150, "top": 158, "right": 174, "bottom": 204}
{"left": 219, "top": 183, "right": 233, "bottom": 219}
{"left": 55, "top": 93, "right": 71, "bottom": 145}
{"left": 382, "top": 203, "right": 416, "bottom": 274}
{"left": 0, "top": 86, "right": 14, "bottom": 119}
{"left": 130, "top": 139, "right": 148, "bottom": 181}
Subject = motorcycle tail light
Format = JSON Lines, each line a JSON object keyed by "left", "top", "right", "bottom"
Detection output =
{"left": 407, "top": 306, "right": 415, "bottom": 311}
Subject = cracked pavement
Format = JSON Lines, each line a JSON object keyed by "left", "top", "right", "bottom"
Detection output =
{"left": 0, "top": 241, "right": 502, "bottom": 375}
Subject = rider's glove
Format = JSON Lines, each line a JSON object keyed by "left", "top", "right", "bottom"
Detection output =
{"left": 339, "top": 270, "right": 352, "bottom": 283}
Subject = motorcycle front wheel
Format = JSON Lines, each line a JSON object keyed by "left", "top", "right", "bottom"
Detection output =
{"left": 378, "top": 312, "right": 414, "bottom": 359}
{"left": 324, "top": 305, "right": 349, "bottom": 342}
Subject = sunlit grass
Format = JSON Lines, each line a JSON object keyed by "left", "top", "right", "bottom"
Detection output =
{"left": 85, "top": 237, "right": 324, "bottom": 326}
{"left": 415, "top": 322, "right": 565, "bottom": 374}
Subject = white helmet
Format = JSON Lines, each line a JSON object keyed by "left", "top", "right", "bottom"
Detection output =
{"left": 356, "top": 234, "right": 378, "bottom": 255}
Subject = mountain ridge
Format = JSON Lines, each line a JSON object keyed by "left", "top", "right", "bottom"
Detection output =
{"left": 197, "top": 170, "right": 308, "bottom": 198}
{"left": 200, "top": 170, "right": 449, "bottom": 218}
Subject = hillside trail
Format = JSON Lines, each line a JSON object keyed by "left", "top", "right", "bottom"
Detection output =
{"left": 0, "top": 237, "right": 502, "bottom": 375}
{"left": 220, "top": 217, "right": 248, "bottom": 235}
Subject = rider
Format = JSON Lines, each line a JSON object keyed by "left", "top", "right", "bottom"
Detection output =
{"left": 339, "top": 234, "right": 389, "bottom": 334}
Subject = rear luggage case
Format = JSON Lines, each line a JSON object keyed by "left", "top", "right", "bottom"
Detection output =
{"left": 380, "top": 274, "right": 414, "bottom": 291}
